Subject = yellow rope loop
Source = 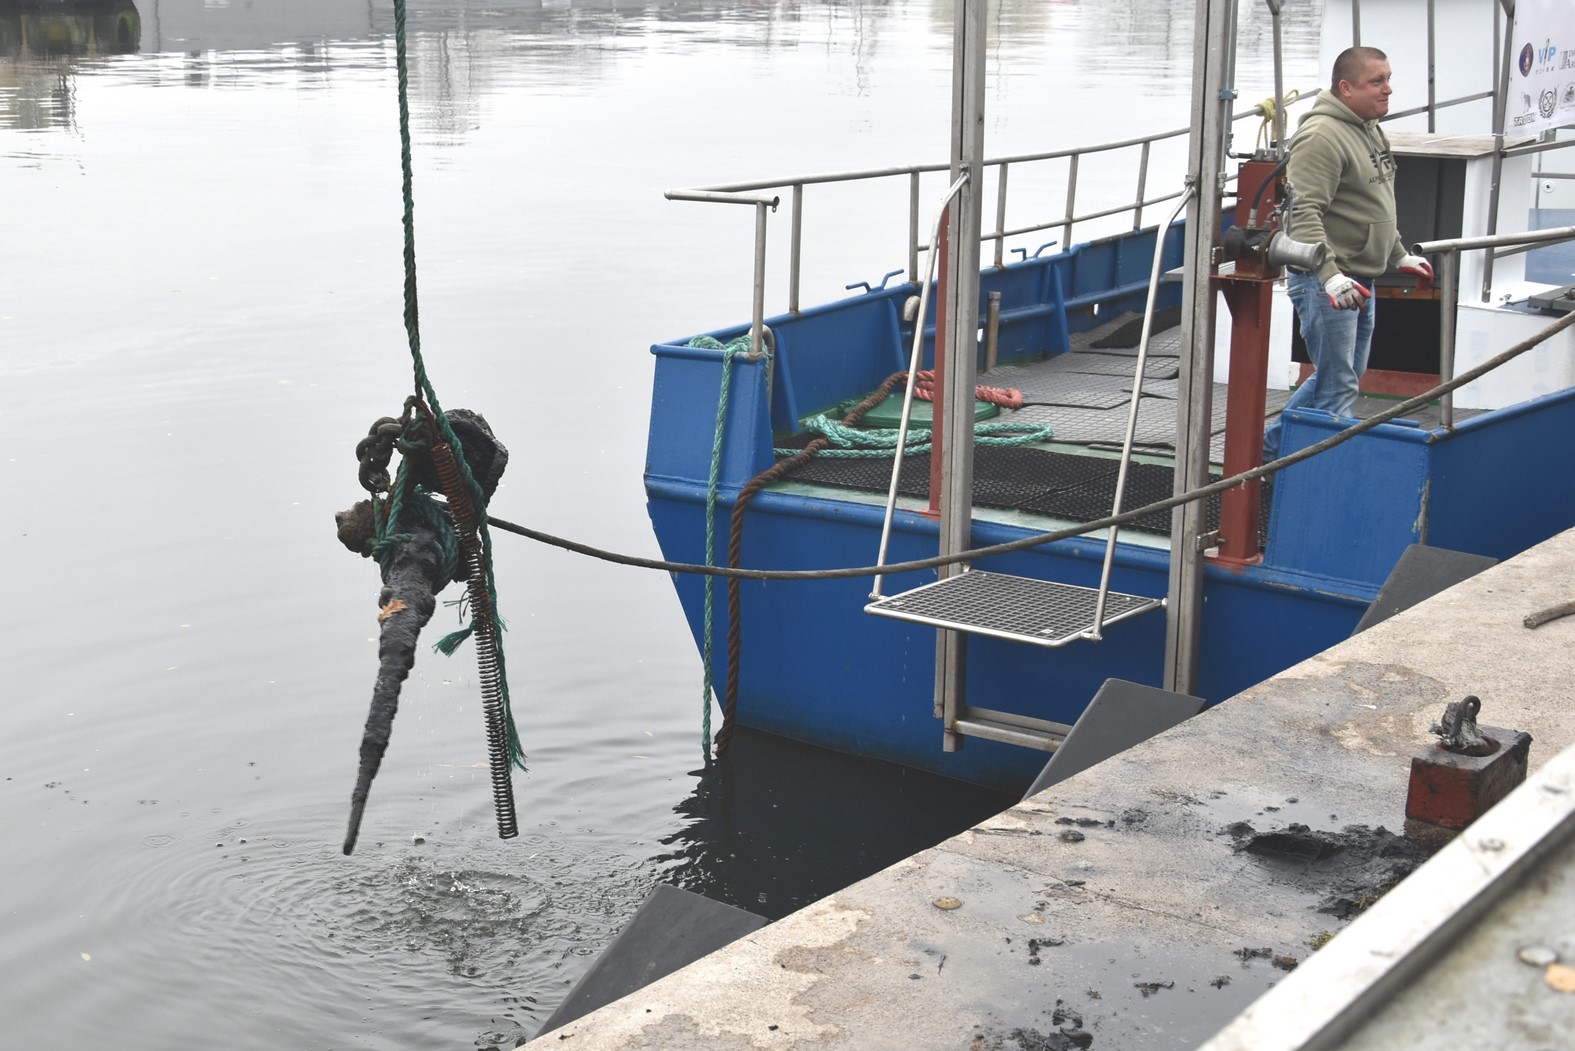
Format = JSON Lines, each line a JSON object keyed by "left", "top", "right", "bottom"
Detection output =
{"left": 1254, "top": 89, "right": 1301, "bottom": 151}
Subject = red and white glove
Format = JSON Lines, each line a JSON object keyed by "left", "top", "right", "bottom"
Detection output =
{"left": 1324, "top": 274, "right": 1372, "bottom": 310}
{"left": 1398, "top": 253, "right": 1434, "bottom": 290}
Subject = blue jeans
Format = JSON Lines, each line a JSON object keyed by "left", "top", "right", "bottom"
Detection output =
{"left": 1262, "top": 269, "right": 1376, "bottom": 461}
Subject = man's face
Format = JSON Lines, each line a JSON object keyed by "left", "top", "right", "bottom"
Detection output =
{"left": 1339, "top": 59, "right": 1392, "bottom": 121}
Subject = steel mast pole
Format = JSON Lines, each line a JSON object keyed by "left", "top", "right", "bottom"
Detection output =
{"left": 936, "top": 0, "right": 987, "bottom": 751}
{"left": 1163, "top": 0, "right": 1234, "bottom": 696}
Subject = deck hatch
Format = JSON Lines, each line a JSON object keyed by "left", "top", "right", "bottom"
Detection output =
{"left": 865, "top": 570, "right": 1162, "bottom": 647}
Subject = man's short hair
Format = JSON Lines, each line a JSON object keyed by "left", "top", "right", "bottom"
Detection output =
{"left": 1331, "top": 46, "right": 1388, "bottom": 92}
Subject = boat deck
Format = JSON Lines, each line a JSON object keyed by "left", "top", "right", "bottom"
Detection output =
{"left": 774, "top": 311, "right": 1473, "bottom": 540}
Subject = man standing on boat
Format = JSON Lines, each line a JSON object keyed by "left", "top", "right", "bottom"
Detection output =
{"left": 1262, "top": 46, "right": 1434, "bottom": 462}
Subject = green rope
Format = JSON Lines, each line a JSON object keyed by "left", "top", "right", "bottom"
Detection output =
{"left": 389, "top": 0, "right": 523, "bottom": 771}
{"left": 777, "top": 414, "right": 1054, "bottom": 458}
{"left": 688, "top": 333, "right": 757, "bottom": 759}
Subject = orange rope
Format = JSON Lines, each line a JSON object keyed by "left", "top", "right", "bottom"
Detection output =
{"left": 902, "top": 370, "right": 1024, "bottom": 410}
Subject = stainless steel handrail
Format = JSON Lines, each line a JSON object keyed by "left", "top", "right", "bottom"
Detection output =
{"left": 665, "top": 92, "right": 1318, "bottom": 323}
{"left": 663, "top": 189, "right": 780, "bottom": 357}
{"left": 869, "top": 173, "right": 971, "bottom": 601}
{"left": 1414, "top": 224, "right": 1575, "bottom": 429}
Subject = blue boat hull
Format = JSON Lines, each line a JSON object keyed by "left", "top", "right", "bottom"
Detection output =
{"left": 645, "top": 227, "right": 1575, "bottom": 792}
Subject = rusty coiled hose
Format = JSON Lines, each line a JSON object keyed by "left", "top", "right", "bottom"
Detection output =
{"left": 431, "top": 440, "right": 519, "bottom": 839}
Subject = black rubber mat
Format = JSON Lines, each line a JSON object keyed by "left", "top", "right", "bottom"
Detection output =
{"left": 777, "top": 442, "right": 1271, "bottom": 539}
{"left": 1089, "top": 306, "right": 1183, "bottom": 348}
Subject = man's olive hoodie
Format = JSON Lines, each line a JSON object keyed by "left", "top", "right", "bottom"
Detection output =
{"left": 1286, "top": 89, "right": 1406, "bottom": 283}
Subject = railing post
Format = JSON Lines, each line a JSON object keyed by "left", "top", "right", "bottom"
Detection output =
{"left": 1062, "top": 153, "right": 1079, "bottom": 250}
{"left": 1134, "top": 140, "right": 1151, "bottom": 229}
{"left": 993, "top": 161, "right": 1009, "bottom": 268}
{"left": 1439, "top": 249, "right": 1459, "bottom": 429}
{"left": 1482, "top": 2, "right": 1515, "bottom": 301}
{"left": 1426, "top": 0, "right": 1437, "bottom": 133}
{"left": 909, "top": 171, "right": 921, "bottom": 282}
{"left": 1165, "top": 0, "right": 1232, "bottom": 698}
{"left": 789, "top": 183, "right": 804, "bottom": 314}
{"left": 752, "top": 200, "right": 769, "bottom": 357}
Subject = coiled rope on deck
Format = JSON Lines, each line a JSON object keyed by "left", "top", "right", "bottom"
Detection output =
{"left": 785, "top": 411, "right": 1050, "bottom": 458}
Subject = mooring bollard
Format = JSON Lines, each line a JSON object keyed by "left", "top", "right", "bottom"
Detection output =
{"left": 1404, "top": 695, "right": 1532, "bottom": 850}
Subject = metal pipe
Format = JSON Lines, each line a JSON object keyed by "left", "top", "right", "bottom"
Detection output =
{"left": 1135, "top": 140, "right": 1151, "bottom": 228}
{"left": 751, "top": 200, "right": 769, "bottom": 357}
{"left": 1414, "top": 225, "right": 1575, "bottom": 254}
{"left": 937, "top": 0, "right": 989, "bottom": 751}
{"left": 1482, "top": 3, "right": 1516, "bottom": 301}
{"left": 1267, "top": 0, "right": 1285, "bottom": 150}
{"left": 1426, "top": 0, "right": 1437, "bottom": 132}
{"left": 1385, "top": 90, "right": 1493, "bottom": 122}
{"left": 664, "top": 188, "right": 780, "bottom": 207}
{"left": 994, "top": 162, "right": 1010, "bottom": 268}
{"left": 984, "top": 291, "right": 1001, "bottom": 372}
{"left": 1508, "top": 137, "right": 1575, "bottom": 158}
{"left": 1062, "top": 153, "right": 1079, "bottom": 250}
{"left": 789, "top": 183, "right": 803, "bottom": 314}
{"left": 1438, "top": 250, "right": 1459, "bottom": 430}
{"left": 909, "top": 171, "right": 921, "bottom": 281}
{"left": 1164, "top": 0, "right": 1232, "bottom": 697}
{"left": 1225, "top": 0, "right": 1240, "bottom": 129}
{"left": 1351, "top": 0, "right": 1360, "bottom": 45}
{"left": 870, "top": 173, "right": 970, "bottom": 600}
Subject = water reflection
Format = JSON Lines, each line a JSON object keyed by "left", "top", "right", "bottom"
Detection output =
{"left": 0, "top": 1, "right": 140, "bottom": 59}
{"left": 0, "top": 1, "right": 139, "bottom": 130}
{"left": 655, "top": 727, "right": 1014, "bottom": 922}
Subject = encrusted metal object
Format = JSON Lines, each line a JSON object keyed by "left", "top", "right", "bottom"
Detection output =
{"left": 1431, "top": 695, "right": 1493, "bottom": 756}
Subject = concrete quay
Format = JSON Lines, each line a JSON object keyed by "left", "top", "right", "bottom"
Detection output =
{"left": 529, "top": 526, "right": 1575, "bottom": 1050}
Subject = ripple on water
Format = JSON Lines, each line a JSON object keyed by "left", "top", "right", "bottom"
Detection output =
{"left": 95, "top": 820, "right": 661, "bottom": 1046}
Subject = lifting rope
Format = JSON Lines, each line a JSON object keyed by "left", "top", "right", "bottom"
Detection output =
{"left": 340, "top": 0, "right": 523, "bottom": 854}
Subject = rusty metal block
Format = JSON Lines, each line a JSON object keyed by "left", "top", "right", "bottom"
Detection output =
{"left": 1404, "top": 725, "right": 1532, "bottom": 848}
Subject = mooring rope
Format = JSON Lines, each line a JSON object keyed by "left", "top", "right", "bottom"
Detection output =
{"left": 487, "top": 305, "right": 1575, "bottom": 583}
{"left": 716, "top": 371, "right": 910, "bottom": 754}
{"left": 689, "top": 334, "right": 749, "bottom": 757}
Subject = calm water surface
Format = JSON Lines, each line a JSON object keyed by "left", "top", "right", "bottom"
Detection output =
{"left": 0, "top": 2, "right": 1320, "bottom": 1046}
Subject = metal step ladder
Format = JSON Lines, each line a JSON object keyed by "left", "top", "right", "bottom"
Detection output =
{"left": 866, "top": 569, "right": 1160, "bottom": 649}
{"left": 863, "top": 183, "right": 1178, "bottom": 751}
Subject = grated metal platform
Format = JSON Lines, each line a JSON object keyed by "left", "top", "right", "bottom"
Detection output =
{"left": 778, "top": 309, "right": 1471, "bottom": 538}
{"left": 865, "top": 570, "right": 1163, "bottom": 647}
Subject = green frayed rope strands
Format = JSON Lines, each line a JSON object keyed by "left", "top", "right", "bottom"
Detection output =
{"left": 388, "top": 0, "right": 524, "bottom": 772}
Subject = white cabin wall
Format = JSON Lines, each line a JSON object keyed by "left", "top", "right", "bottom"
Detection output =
{"left": 1319, "top": 0, "right": 1501, "bottom": 136}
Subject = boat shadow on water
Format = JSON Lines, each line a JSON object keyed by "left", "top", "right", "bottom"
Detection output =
{"left": 653, "top": 726, "right": 1015, "bottom": 923}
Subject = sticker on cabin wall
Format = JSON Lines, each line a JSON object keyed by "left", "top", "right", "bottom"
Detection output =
{"left": 1512, "top": 0, "right": 1573, "bottom": 134}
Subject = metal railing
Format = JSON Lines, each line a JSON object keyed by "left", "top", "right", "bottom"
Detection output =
{"left": 1415, "top": 224, "right": 1575, "bottom": 428}
{"left": 664, "top": 95, "right": 1313, "bottom": 340}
